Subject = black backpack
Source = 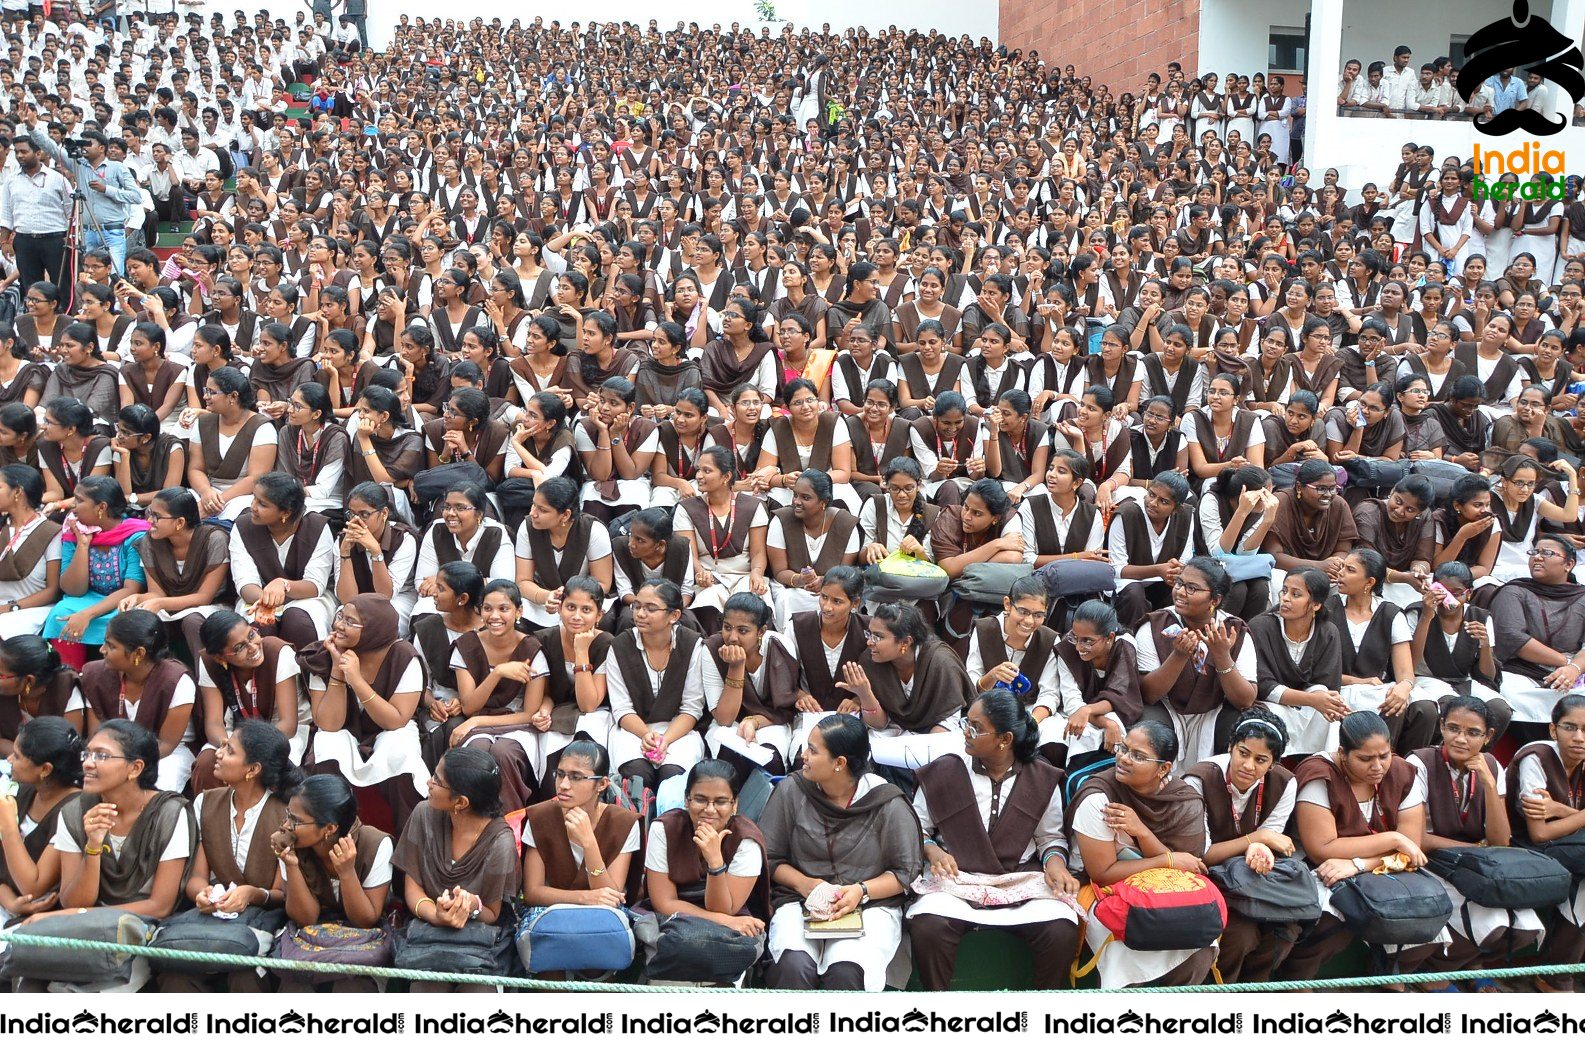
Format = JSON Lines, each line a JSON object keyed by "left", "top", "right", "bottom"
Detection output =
{"left": 1425, "top": 846, "right": 1572, "bottom": 910}
{"left": 1328, "top": 870, "right": 1452, "bottom": 944}
{"left": 1206, "top": 856, "right": 1324, "bottom": 924}
{"left": 1535, "top": 830, "right": 1585, "bottom": 877}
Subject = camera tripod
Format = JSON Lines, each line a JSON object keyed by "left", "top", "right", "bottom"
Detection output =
{"left": 59, "top": 185, "right": 115, "bottom": 316}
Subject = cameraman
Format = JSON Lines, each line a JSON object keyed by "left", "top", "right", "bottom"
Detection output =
{"left": 18, "top": 105, "right": 142, "bottom": 274}
{"left": 0, "top": 135, "right": 70, "bottom": 291}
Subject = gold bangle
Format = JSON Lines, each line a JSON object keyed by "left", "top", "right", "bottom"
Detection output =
{"left": 585, "top": 865, "right": 606, "bottom": 878}
{"left": 416, "top": 896, "right": 435, "bottom": 913}
{"left": 724, "top": 676, "right": 744, "bottom": 688}
{"left": 1164, "top": 852, "right": 1174, "bottom": 869}
{"left": 85, "top": 843, "right": 108, "bottom": 856}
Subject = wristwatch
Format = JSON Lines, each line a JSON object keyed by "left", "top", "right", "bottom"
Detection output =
{"left": 857, "top": 882, "right": 870, "bottom": 905}
{"left": 369, "top": 551, "right": 385, "bottom": 563}
{"left": 1351, "top": 857, "right": 1367, "bottom": 874}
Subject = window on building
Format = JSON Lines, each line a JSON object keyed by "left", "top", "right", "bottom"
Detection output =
{"left": 1269, "top": 26, "right": 1306, "bottom": 74}
{"left": 1449, "top": 34, "right": 1470, "bottom": 66}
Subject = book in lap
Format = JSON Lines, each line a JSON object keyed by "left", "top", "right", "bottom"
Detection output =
{"left": 804, "top": 911, "right": 864, "bottom": 939}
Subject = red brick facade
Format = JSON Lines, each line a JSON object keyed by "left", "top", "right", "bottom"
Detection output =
{"left": 999, "top": 0, "right": 1202, "bottom": 95}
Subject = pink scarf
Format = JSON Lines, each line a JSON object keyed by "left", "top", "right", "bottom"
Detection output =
{"left": 64, "top": 515, "right": 149, "bottom": 549}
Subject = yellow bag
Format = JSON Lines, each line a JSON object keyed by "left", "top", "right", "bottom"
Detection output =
{"left": 864, "top": 551, "right": 949, "bottom": 601}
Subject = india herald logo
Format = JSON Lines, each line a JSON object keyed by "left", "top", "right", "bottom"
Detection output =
{"left": 1457, "top": 0, "right": 1585, "bottom": 135}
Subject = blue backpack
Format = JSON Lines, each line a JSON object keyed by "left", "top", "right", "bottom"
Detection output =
{"left": 515, "top": 904, "right": 634, "bottom": 975}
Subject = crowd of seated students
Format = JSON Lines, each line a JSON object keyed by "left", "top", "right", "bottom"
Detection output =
{"left": 1, "top": 5, "right": 1585, "bottom": 993}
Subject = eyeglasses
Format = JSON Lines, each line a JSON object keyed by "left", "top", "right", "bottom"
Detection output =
{"left": 283, "top": 811, "right": 316, "bottom": 829}
{"left": 81, "top": 749, "right": 128, "bottom": 764}
{"left": 1172, "top": 579, "right": 1209, "bottom": 596}
{"left": 1304, "top": 482, "right": 1340, "bottom": 495}
{"left": 961, "top": 717, "right": 993, "bottom": 740}
{"left": 332, "top": 611, "right": 364, "bottom": 629}
{"left": 1528, "top": 547, "right": 1569, "bottom": 560}
{"left": 551, "top": 770, "right": 598, "bottom": 785}
{"left": 1064, "top": 630, "right": 1107, "bottom": 650}
{"left": 1006, "top": 603, "right": 1046, "bottom": 621}
{"left": 428, "top": 773, "right": 452, "bottom": 792}
{"left": 1440, "top": 724, "right": 1487, "bottom": 740}
{"left": 347, "top": 506, "right": 382, "bottom": 521}
{"left": 1509, "top": 479, "right": 1538, "bottom": 490}
{"left": 632, "top": 602, "right": 667, "bottom": 616}
{"left": 686, "top": 794, "right": 734, "bottom": 809}
{"left": 220, "top": 627, "right": 260, "bottom": 659}
{"left": 1113, "top": 742, "right": 1168, "bottom": 765}
{"left": 440, "top": 502, "right": 476, "bottom": 514}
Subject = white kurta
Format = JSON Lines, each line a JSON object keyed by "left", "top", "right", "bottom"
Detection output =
{"left": 307, "top": 663, "right": 430, "bottom": 799}
{"left": 699, "top": 631, "right": 797, "bottom": 768}
{"left": 228, "top": 521, "right": 338, "bottom": 636}
{"left": 1407, "top": 751, "right": 1544, "bottom": 950}
{"left": 907, "top": 754, "right": 1079, "bottom": 927}
{"left": 765, "top": 772, "right": 907, "bottom": 992}
{"left": 1071, "top": 789, "right": 1211, "bottom": 987}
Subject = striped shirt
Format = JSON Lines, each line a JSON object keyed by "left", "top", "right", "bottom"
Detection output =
{"left": 0, "top": 165, "right": 71, "bottom": 235}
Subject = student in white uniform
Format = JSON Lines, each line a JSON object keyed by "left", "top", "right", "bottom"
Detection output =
{"left": 604, "top": 579, "right": 708, "bottom": 793}
{"left": 410, "top": 481, "right": 516, "bottom": 623}
{"left": 758, "top": 713, "right": 923, "bottom": 991}
{"left": 1184, "top": 710, "right": 1301, "bottom": 982}
{"left": 1409, "top": 696, "right": 1542, "bottom": 987}
{"left": 1510, "top": 694, "right": 1585, "bottom": 992}
{"left": 0, "top": 463, "right": 63, "bottom": 640}
{"left": 1068, "top": 721, "right": 1217, "bottom": 987}
{"left": 700, "top": 591, "right": 799, "bottom": 773}
{"left": 909, "top": 690, "right": 1080, "bottom": 990}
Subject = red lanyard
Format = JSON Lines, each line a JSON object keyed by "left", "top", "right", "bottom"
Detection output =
{"left": 60, "top": 450, "right": 84, "bottom": 493}
{"left": 705, "top": 498, "right": 737, "bottom": 559}
{"left": 1443, "top": 747, "right": 1477, "bottom": 819}
{"left": 936, "top": 433, "right": 958, "bottom": 460}
{"left": 1008, "top": 427, "right": 1027, "bottom": 464}
{"left": 1366, "top": 784, "right": 1386, "bottom": 833}
{"left": 672, "top": 436, "right": 696, "bottom": 479}
{"left": 1230, "top": 775, "right": 1264, "bottom": 833}
{"left": 297, "top": 428, "right": 322, "bottom": 478}
{"left": 116, "top": 676, "right": 139, "bottom": 721}
{"left": 232, "top": 669, "right": 260, "bottom": 721}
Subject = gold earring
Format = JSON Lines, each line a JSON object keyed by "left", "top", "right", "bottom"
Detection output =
{"left": 133, "top": 654, "right": 141, "bottom": 667}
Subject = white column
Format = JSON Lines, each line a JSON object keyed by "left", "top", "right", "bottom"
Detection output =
{"left": 1552, "top": 0, "right": 1585, "bottom": 44}
{"left": 1304, "top": 0, "right": 1345, "bottom": 179}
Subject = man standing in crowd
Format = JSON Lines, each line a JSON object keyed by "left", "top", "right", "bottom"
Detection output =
{"left": 16, "top": 104, "right": 141, "bottom": 274}
{"left": 0, "top": 133, "right": 70, "bottom": 290}
{"left": 1380, "top": 43, "right": 1418, "bottom": 115}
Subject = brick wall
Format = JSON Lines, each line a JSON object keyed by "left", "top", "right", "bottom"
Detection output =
{"left": 999, "top": 0, "right": 1203, "bottom": 96}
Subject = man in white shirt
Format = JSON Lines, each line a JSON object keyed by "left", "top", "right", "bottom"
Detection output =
{"left": 1527, "top": 70, "right": 1564, "bottom": 128}
{"left": 1336, "top": 59, "right": 1370, "bottom": 109}
{"left": 1379, "top": 44, "right": 1418, "bottom": 115}
{"left": 173, "top": 126, "right": 220, "bottom": 197}
{"left": 332, "top": 13, "right": 361, "bottom": 56}
{"left": 1411, "top": 65, "right": 1449, "bottom": 118}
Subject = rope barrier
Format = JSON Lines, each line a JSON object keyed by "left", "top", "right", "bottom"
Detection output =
{"left": 1, "top": 929, "right": 1581, "bottom": 991}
